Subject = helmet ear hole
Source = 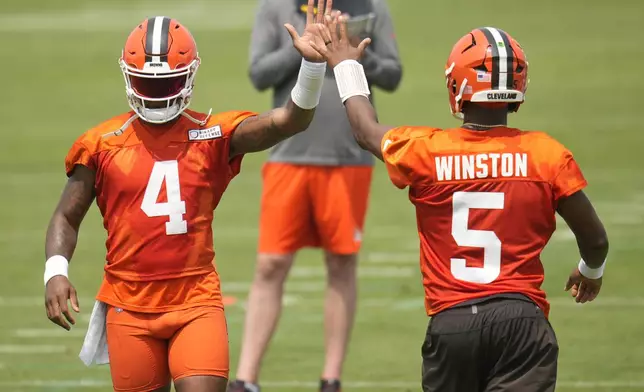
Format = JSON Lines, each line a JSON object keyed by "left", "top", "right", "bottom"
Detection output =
{"left": 451, "top": 79, "right": 457, "bottom": 94}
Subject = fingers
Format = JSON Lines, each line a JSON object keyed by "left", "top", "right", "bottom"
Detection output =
{"left": 326, "top": 14, "right": 339, "bottom": 44}
{"left": 306, "top": 0, "right": 315, "bottom": 25}
{"left": 61, "top": 298, "right": 76, "bottom": 327}
{"left": 564, "top": 277, "right": 574, "bottom": 291}
{"left": 49, "top": 300, "right": 70, "bottom": 330}
{"left": 338, "top": 15, "right": 349, "bottom": 42}
{"left": 70, "top": 287, "right": 80, "bottom": 313}
{"left": 570, "top": 283, "right": 579, "bottom": 298}
{"left": 576, "top": 280, "right": 601, "bottom": 304}
{"left": 324, "top": 0, "right": 333, "bottom": 18}
{"left": 576, "top": 281, "right": 591, "bottom": 303}
{"left": 318, "top": 23, "right": 333, "bottom": 45}
{"left": 45, "top": 298, "right": 53, "bottom": 320}
{"left": 357, "top": 37, "right": 372, "bottom": 56}
{"left": 284, "top": 23, "right": 300, "bottom": 42}
{"left": 58, "top": 293, "right": 76, "bottom": 327}
{"left": 316, "top": 0, "right": 325, "bottom": 23}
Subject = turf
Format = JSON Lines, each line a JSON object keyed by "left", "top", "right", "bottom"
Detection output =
{"left": 1, "top": 0, "right": 643, "bottom": 391}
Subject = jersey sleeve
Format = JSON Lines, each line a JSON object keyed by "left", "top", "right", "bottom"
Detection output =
{"left": 64, "top": 136, "right": 98, "bottom": 177}
{"left": 551, "top": 149, "right": 587, "bottom": 201}
{"left": 217, "top": 111, "right": 258, "bottom": 180}
{"left": 381, "top": 126, "right": 434, "bottom": 189}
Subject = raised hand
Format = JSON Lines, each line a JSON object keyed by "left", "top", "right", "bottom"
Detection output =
{"left": 285, "top": 0, "right": 335, "bottom": 63}
{"left": 309, "top": 13, "right": 372, "bottom": 68}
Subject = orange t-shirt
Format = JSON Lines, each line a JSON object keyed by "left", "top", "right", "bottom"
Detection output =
{"left": 382, "top": 126, "right": 587, "bottom": 317}
{"left": 65, "top": 109, "right": 256, "bottom": 312}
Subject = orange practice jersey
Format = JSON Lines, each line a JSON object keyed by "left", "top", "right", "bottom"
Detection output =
{"left": 65, "top": 109, "right": 256, "bottom": 312}
{"left": 381, "top": 126, "right": 587, "bottom": 317}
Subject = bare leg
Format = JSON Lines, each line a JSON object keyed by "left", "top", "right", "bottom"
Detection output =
{"left": 321, "top": 252, "right": 358, "bottom": 380}
{"left": 235, "top": 253, "right": 296, "bottom": 383}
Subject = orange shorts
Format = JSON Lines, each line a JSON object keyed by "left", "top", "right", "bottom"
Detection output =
{"left": 106, "top": 305, "right": 229, "bottom": 392}
{"left": 258, "top": 163, "right": 372, "bottom": 255}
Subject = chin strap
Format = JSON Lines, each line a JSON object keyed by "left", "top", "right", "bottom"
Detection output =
{"left": 181, "top": 108, "right": 212, "bottom": 126}
{"left": 100, "top": 107, "right": 212, "bottom": 139}
{"left": 101, "top": 113, "right": 140, "bottom": 138}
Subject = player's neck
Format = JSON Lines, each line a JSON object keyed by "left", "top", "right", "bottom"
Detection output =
{"left": 462, "top": 105, "right": 508, "bottom": 131}
{"left": 139, "top": 116, "right": 182, "bottom": 133}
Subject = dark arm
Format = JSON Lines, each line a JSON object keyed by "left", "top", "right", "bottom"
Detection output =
{"left": 45, "top": 165, "right": 95, "bottom": 260}
{"left": 556, "top": 190, "right": 609, "bottom": 268}
{"left": 229, "top": 99, "right": 315, "bottom": 157}
{"left": 360, "top": 0, "right": 402, "bottom": 91}
{"left": 249, "top": 0, "right": 303, "bottom": 91}
{"left": 343, "top": 96, "right": 393, "bottom": 161}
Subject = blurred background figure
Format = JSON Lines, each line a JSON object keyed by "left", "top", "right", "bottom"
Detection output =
{"left": 229, "top": 1, "right": 401, "bottom": 391}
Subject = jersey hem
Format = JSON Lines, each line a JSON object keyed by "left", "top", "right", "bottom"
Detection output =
{"left": 96, "top": 295, "right": 224, "bottom": 314}
{"left": 103, "top": 267, "right": 215, "bottom": 282}
{"left": 266, "top": 158, "right": 374, "bottom": 167}
{"left": 426, "top": 290, "right": 548, "bottom": 318}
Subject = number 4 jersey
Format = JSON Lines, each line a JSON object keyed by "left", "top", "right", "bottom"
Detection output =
{"left": 65, "top": 109, "right": 256, "bottom": 313}
{"left": 382, "top": 126, "right": 588, "bottom": 317}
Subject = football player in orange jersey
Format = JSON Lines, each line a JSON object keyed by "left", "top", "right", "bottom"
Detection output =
{"left": 311, "top": 17, "right": 609, "bottom": 392}
{"left": 42, "top": 1, "right": 337, "bottom": 392}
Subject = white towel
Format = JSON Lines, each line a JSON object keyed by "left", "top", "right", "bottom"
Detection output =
{"left": 78, "top": 300, "right": 110, "bottom": 366}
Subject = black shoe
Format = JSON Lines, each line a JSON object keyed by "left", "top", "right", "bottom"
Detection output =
{"left": 320, "top": 379, "right": 341, "bottom": 392}
{"left": 227, "top": 380, "right": 260, "bottom": 392}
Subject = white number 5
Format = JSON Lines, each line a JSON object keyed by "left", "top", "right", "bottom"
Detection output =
{"left": 141, "top": 160, "right": 187, "bottom": 235}
{"left": 451, "top": 191, "right": 504, "bottom": 284}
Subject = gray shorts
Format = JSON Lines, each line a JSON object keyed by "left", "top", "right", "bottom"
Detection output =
{"left": 421, "top": 296, "right": 558, "bottom": 392}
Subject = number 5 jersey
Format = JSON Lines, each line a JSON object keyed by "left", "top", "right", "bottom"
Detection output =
{"left": 381, "top": 126, "right": 588, "bottom": 318}
{"left": 65, "top": 109, "right": 256, "bottom": 313}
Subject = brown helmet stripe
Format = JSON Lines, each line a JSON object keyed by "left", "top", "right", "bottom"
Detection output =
{"left": 478, "top": 27, "right": 514, "bottom": 90}
{"left": 145, "top": 16, "right": 171, "bottom": 63}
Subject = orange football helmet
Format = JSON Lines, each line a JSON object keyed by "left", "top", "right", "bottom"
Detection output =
{"left": 119, "top": 17, "right": 200, "bottom": 124}
{"left": 445, "top": 27, "right": 528, "bottom": 119}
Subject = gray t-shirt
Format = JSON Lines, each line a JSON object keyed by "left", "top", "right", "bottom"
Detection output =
{"left": 248, "top": 0, "right": 402, "bottom": 166}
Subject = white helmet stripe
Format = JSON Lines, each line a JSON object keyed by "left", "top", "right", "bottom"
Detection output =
{"left": 151, "top": 16, "right": 165, "bottom": 63}
{"left": 486, "top": 27, "right": 508, "bottom": 90}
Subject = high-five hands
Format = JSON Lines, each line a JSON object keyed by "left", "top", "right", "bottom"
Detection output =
{"left": 285, "top": 0, "right": 336, "bottom": 63}
{"left": 308, "top": 11, "right": 372, "bottom": 68}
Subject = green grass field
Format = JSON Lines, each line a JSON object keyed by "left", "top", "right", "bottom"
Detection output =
{"left": 1, "top": 0, "right": 643, "bottom": 391}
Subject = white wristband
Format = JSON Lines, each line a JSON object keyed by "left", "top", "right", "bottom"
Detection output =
{"left": 333, "top": 60, "right": 371, "bottom": 104}
{"left": 44, "top": 255, "right": 69, "bottom": 286}
{"left": 577, "top": 258, "right": 606, "bottom": 279}
{"left": 291, "top": 59, "right": 327, "bottom": 110}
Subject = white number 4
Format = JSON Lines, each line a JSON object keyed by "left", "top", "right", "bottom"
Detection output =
{"left": 141, "top": 160, "right": 187, "bottom": 235}
{"left": 451, "top": 191, "right": 504, "bottom": 284}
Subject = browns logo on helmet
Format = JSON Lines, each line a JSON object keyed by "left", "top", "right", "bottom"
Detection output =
{"left": 119, "top": 16, "right": 200, "bottom": 124}
{"left": 445, "top": 27, "right": 529, "bottom": 119}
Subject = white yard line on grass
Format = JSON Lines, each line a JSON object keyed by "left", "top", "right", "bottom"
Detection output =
{"left": 13, "top": 329, "right": 86, "bottom": 338}
{"left": 366, "top": 252, "right": 418, "bottom": 264}
{"left": 291, "top": 266, "right": 415, "bottom": 278}
{"left": 0, "top": 345, "right": 66, "bottom": 354}
{"left": 1, "top": 380, "right": 643, "bottom": 389}
{"left": 0, "top": 1, "right": 258, "bottom": 32}
{"left": 0, "top": 296, "right": 94, "bottom": 307}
